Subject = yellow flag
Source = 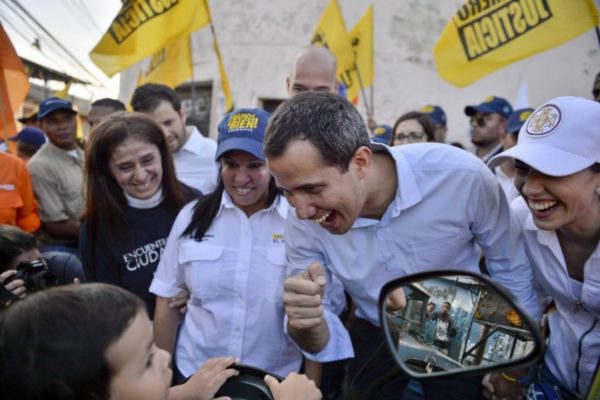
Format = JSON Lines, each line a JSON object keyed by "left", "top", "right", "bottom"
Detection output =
{"left": 434, "top": 0, "right": 599, "bottom": 87}
{"left": 311, "top": 0, "right": 355, "bottom": 83}
{"left": 90, "top": 0, "right": 210, "bottom": 77}
{"left": 139, "top": 36, "right": 193, "bottom": 89}
{"left": 347, "top": 5, "right": 374, "bottom": 103}
{"left": 54, "top": 80, "right": 72, "bottom": 98}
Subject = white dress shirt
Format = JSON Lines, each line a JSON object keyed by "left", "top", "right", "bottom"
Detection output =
{"left": 513, "top": 196, "right": 599, "bottom": 394}
{"left": 174, "top": 127, "right": 218, "bottom": 194}
{"left": 150, "top": 193, "right": 302, "bottom": 377}
{"left": 285, "top": 143, "right": 539, "bottom": 362}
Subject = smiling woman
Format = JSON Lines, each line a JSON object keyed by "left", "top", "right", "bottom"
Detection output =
{"left": 79, "top": 112, "right": 198, "bottom": 317}
{"left": 150, "top": 108, "right": 306, "bottom": 384}
{"left": 488, "top": 96, "right": 600, "bottom": 398}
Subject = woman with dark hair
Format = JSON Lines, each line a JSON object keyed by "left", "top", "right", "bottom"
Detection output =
{"left": 151, "top": 109, "right": 304, "bottom": 383}
{"left": 486, "top": 97, "right": 600, "bottom": 399}
{"left": 391, "top": 111, "right": 435, "bottom": 146}
{"left": 79, "top": 112, "right": 196, "bottom": 316}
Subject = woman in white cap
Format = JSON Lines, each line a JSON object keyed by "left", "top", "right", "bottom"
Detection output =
{"left": 150, "top": 109, "right": 308, "bottom": 385}
{"left": 487, "top": 96, "right": 600, "bottom": 399}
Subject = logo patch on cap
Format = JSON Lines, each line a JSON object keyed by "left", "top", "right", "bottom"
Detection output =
{"left": 226, "top": 112, "right": 259, "bottom": 132}
{"left": 526, "top": 105, "right": 561, "bottom": 136}
{"left": 519, "top": 110, "right": 533, "bottom": 122}
{"left": 420, "top": 105, "right": 434, "bottom": 113}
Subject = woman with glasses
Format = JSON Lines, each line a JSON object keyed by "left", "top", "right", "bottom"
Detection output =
{"left": 391, "top": 111, "right": 435, "bottom": 146}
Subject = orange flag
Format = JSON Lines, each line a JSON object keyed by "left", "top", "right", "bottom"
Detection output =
{"left": 0, "top": 23, "right": 30, "bottom": 153}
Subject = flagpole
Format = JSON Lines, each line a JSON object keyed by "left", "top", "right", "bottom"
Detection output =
{"left": 188, "top": 35, "right": 197, "bottom": 123}
{"left": 353, "top": 62, "right": 371, "bottom": 117}
{"left": 0, "top": 83, "right": 15, "bottom": 155}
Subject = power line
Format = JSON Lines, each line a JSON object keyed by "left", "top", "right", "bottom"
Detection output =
{"left": 69, "top": 0, "right": 103, "bottom": 35}
{"left": 1, "top": 0, "right": 88, "bottom": 82}
{"left": 7, "top": 0, "right": 104, "bottom": 86}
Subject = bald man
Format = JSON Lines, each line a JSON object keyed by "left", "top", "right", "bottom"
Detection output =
{"left": 287, "top": 46, "right": 338, "bottom": 96}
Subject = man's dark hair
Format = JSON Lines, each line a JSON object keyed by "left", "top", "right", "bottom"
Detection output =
{"left": 130, "top": 83, "right": 181, "bottom": 113}
{"left": 443, "top": 301, "right": 452, "bottom": 308}
{"left": 0, "top": 225, "right": 37, "bottom": 270}
{"left": 91, "top": 98, "right": 126, "bottom": 112}
{"left": 264, "top": 92, "right": 370, "bottom": 172}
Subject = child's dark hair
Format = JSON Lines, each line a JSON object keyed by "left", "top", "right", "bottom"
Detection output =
{"left": 0, "top": 283, "right": 144, "bottom": 400}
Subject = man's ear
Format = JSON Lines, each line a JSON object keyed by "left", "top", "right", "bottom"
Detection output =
{"left": 352, "top": 146, "right": 372, "bottom": 179}
{"left": 286, "top": 77, "right": 291, "bottom": 94}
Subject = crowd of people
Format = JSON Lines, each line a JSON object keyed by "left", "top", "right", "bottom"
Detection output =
{"left": 0, "top": 46, "right": 598, "bottom": 400}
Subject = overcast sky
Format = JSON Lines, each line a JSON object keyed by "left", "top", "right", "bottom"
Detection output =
{"left": 1, "top": 0, "right": 122, "bottom": 98}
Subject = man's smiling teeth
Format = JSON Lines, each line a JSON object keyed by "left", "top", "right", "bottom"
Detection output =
{"left": 529, "top": 200, "right": 558, "bottom": 211}
{"left": 313, "top": 211, "right": 331, "bottom": 224}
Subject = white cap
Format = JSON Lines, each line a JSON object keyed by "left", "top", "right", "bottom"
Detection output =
{"left": 488, "top": 96, "right": 600, "bottom": 177}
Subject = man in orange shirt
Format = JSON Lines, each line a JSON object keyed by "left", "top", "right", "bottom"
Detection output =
{"left": 0, "top": 152, "right": 40, "bottom": 233}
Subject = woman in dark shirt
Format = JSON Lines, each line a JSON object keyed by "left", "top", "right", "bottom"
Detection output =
{"left": 80, "top": 112, "right": 195, "bottom": 316}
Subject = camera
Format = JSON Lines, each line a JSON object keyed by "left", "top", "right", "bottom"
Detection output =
{"left": 3, "top": 259, "right": 59, "bottom": 293}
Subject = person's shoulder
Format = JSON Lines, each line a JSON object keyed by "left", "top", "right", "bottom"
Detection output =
{"left": 392, "top": 143, "right": 482, "bottom": 173}
{"left": 510, "top": 195, "right": 530, "bottom": 224}
{"left": 0, "top": 152, "right": 25, "bottom": 172}
{"left": 27, "top": 144, "right": 53, "bottom": 170}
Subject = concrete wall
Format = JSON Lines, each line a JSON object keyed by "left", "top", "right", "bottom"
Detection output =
{"left": 119, "top": 0, "right": 600, "bottom": 145}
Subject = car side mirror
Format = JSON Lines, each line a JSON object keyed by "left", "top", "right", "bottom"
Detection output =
{"left": 379, "top": 270, "right": 544, "bottom": 378}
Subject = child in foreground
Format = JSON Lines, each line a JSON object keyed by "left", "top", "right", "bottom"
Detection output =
{"left": 0, "top": 283, "right": 321, "bottom": 400}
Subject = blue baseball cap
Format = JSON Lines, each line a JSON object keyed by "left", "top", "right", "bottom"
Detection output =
{"left": 419, "top": 105, "right": 447, "bottom": 126}
{"left": 465, "top": 96, "right": 513, "bottom": 119}
{"left": 371, "top": 124, "right": 392, "bottom": 144}
{"left": 216, "top": 108, "right": 270, "bottom": 161}
{"left": 38, "top": 97, "right": 77, "bottom": 119}
{"left": 507, "top": 108, "right": 534, "bottom": 135}
{"left": 9, "top": 127, "right": 46, "bottom": 148}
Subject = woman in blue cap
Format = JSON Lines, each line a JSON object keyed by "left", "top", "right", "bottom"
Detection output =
{"left": 151, "top": 108, "right": 305, "bottom": 384}
{"left": 487, "top": 97, "right": 600, "bottom": 399}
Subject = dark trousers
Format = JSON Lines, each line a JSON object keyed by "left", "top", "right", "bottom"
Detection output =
{"left": 345, "top": 318, "right": 484, "bottom": 400}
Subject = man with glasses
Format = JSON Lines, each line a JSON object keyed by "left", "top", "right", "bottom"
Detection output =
{"left": 28, "top": 97, "right": 84, "bottom": 254}
{"left": 464, "top": 96, "right": 513, "bottom": 165}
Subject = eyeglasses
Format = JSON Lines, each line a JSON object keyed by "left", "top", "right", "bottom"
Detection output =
{"left": 469, "top": 116, "right": 489, "bottom": 127}
{"left": 395, "top": 131, "right": 425, "bottom": 143}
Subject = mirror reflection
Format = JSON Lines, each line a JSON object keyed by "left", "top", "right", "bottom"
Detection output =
{"left": 382, "top": 274, "right": 536, "bottom": 376}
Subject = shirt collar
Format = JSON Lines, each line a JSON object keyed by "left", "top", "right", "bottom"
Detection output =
{"left": 352, "top": 144, "right": 422, "bottom": 228}
{"left": 218, "top": 190, "right": 287, "bottom": 218}
{"left": 180, "top": 126, "right": 206, "bottom": 156}
{"left": 45, "top": 141, "right": 84, "bottom": 160}
{"left": 478, "top": 143, "right": 503, "bottom": 163}
{"left": 524, "top": 212, "right": 559, "bottom": 248}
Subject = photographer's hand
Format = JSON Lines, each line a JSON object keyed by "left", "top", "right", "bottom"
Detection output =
{"left": 0, "top": 270, "right": 26, "bottom": 298}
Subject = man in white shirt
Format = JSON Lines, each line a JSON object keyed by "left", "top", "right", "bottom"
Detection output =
{"left": 264, "top": 92, "right": 538, "bottom": 399}
{"left": 131, "top": 83, "right": 218, "bottom": 194}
